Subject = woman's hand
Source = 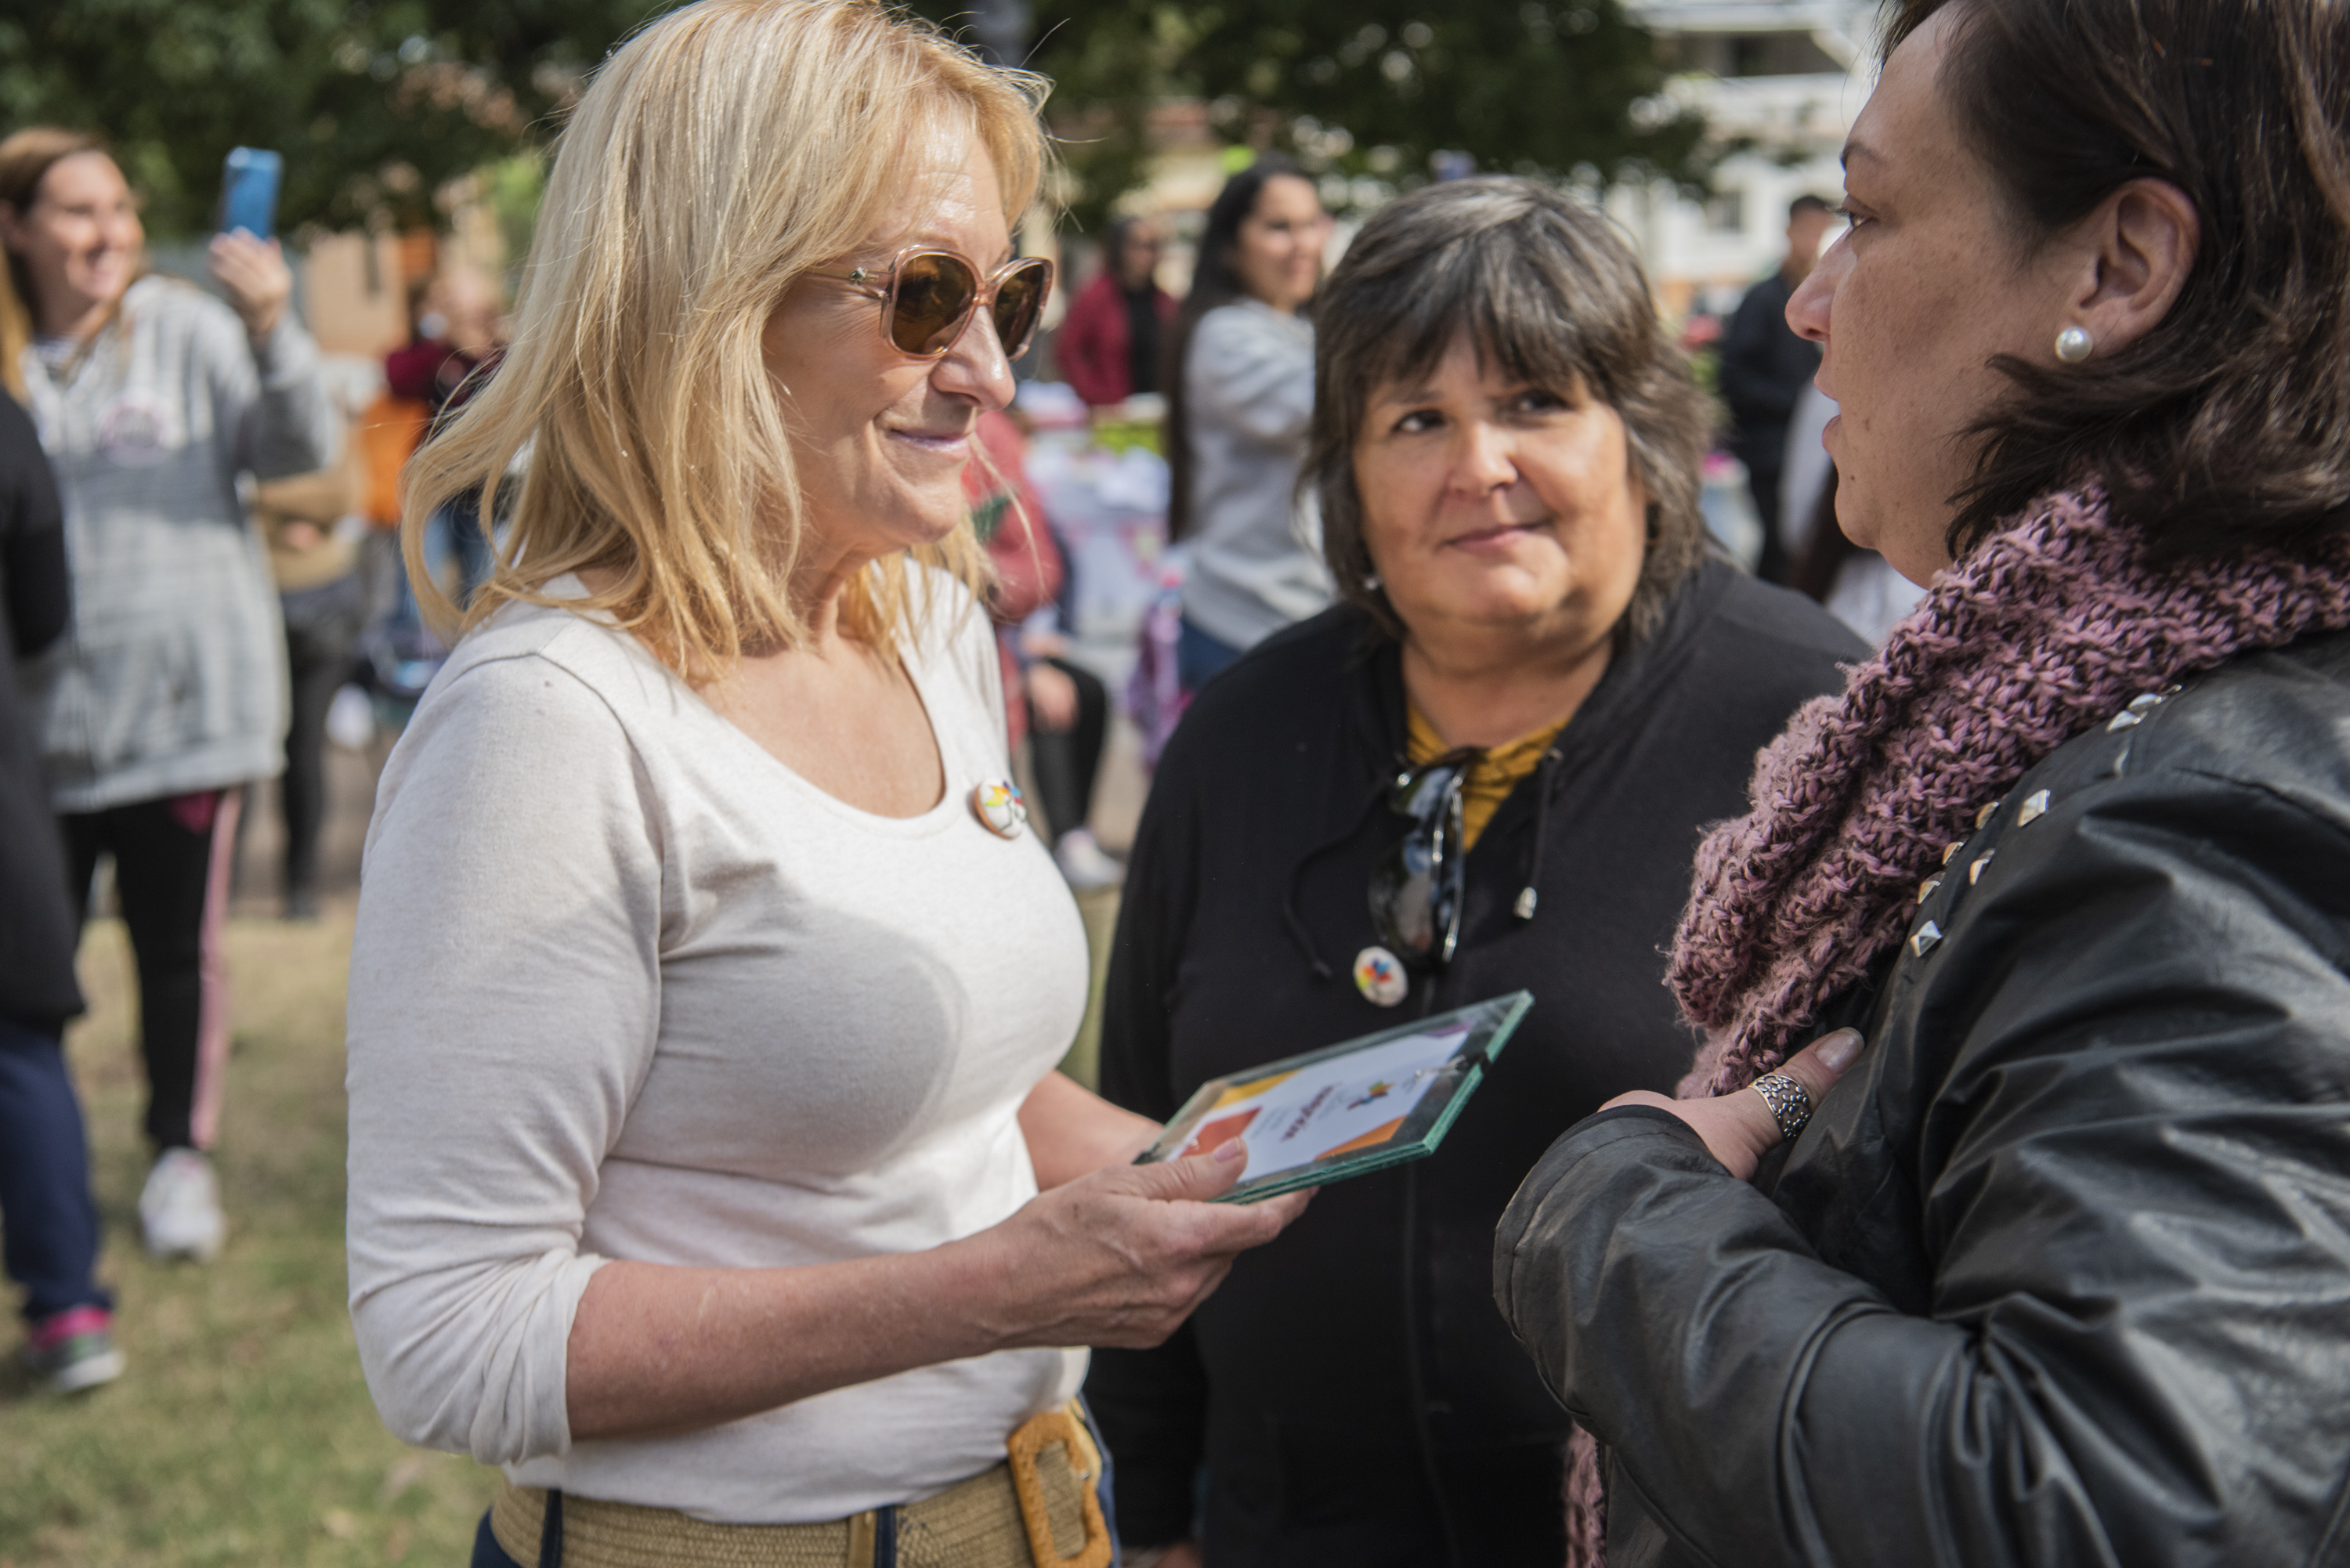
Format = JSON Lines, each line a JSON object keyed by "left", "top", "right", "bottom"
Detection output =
{"left": 208, "top": 231, "right": 292, "bottom": 343}
{"left": 1598, "top": 1028, "right": 1865, "bottom": 1181}
{"left": 975, "top": 1140, "right": 1311, "bottom": 1349}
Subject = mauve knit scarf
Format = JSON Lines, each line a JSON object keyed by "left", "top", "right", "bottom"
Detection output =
{"left": 1558, "top": 487, "right": 2350, "bottom": 1566}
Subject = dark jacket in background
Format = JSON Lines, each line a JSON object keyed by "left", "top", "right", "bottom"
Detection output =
{"left": 1091, "top": 562, "right": 1863, "bottom": 1564}
{"left": 1496, "top": 628, "right": 2350, "bottom": 1568}
{"left": 1716, "top": 272, "right": 1820, "bottom": 482}
{"left": 0, "top": 393, "right": 84, "bottom": 1029}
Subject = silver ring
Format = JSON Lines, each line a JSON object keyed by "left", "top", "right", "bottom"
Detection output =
{"left": 1751, "top": 1072, "right": 1813, "bottom": 1142}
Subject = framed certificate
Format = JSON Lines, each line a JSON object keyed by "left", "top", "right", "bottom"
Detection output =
{"left": 1135, "top": 992, "right": 1534, "bottom": 1204}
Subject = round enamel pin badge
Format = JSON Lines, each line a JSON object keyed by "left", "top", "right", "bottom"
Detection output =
{"left": 1353, "top": 945, "right": 1408, "bottom": 1007}
{"left": 971, "top": 779, "right": 1029, "bottom": 839}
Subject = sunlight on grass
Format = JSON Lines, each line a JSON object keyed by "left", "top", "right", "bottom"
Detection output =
{"left": 0, "top": 911, "right": 497, "bottom": 1566}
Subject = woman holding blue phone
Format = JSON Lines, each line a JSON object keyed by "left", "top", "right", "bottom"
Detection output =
{"left": 0, "top": 128, "right": 338, "bottom": 1268}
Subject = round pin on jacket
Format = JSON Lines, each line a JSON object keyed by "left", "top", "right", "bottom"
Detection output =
{"left": 1353, "top": 945, "right": 1408, "bottom": 1007}
{"left": 971, "top": 779, "right": 1028, "bottom": 839}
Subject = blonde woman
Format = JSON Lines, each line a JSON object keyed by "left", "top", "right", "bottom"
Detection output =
{"left": 341, "top": 5, "right": 1307, "bottom": 1565}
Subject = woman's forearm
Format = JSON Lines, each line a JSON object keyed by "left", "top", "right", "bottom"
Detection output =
{"left": 566, "top": 1241, "right": 1003, "bottom": 1442}
{"left": 566, "top": 1121, "right": 1304, "bottom": 1445}
{"left": 1020, "top": 1070, "right": 1162, "bottom": 1189}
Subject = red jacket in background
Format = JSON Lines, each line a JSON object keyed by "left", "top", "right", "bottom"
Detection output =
{"left": 385, "top": 338, "right": 501, "bottom": 426}
{"left": 1056, "top": 271, "right": 1177, "bottom": 407}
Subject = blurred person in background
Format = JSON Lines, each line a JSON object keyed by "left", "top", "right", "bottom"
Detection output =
{"left": 1719, "top": 193, "right": 1834, "bottom": 583}
{"left": 252, "top": 430, "right": 367, "bottom": 920}
{"left": 1781, "top": 384, "right": 1925, "bottom": 643}
{"left": 0, "top": 377, "right": 120, "bottom": 1393}
{"left": 1495, "top": 0, "right": 2350, "bottom": 1562}
{"left": 342, "top": 7, "right": 1306, "bottom": 1565}
{"left": 1058, "top": 215, "right": 1175, "bottom": 409}
{"left": 385, "top": 265, "right": 505, "bottom": 605}
{"left": 1165, "top": 155, "right": 1332, "bottom": 693}
{"left": 0, "top": 128, "right": 338, "bottom": 1265}
{"left": 973, "top": 407, "right": 1122, "bottom": 888}
{"left": 1091, "top": 178, "right": 1862, "bottom": 1568}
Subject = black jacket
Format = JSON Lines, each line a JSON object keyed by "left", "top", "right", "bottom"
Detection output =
{"left": 1717, "top": 272, "right": 1820, "bottom": 478}
{"left": 1092, "top": 563, "right": 1862, "bottom": 1554}
{"left": 1495, "top": 628, "right": 2350, "bottom": 1568}
{"left": 0, "top": 392, "right": 81, "bottom": 1031}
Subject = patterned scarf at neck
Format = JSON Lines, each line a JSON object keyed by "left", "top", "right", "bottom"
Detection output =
{"left": 1671, "top": 487, "right": 2350, "bottom": 1097}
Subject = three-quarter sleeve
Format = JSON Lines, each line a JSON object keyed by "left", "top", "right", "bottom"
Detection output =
{"left": 345, "top": 651, "right": 665, "bottom": 1464}
{"left": 1495, "top": 770, "right": 2350, "bottom": 1567}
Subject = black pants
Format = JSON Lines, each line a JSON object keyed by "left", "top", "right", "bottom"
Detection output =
{"left": 61, "top": 791, "right": 237, "bottom": 1152}
{"left": 280, "top": 574, "right": 369, "bottom": 901}
{"left": 1202, "top": 1435, "right": 1568, "bottom": 1568}
{"left": 1026, "top": 656, "right": 1108, "bottom": 844}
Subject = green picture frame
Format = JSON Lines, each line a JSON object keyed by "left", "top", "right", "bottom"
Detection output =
{"left": 1136, "top": 991, "right": 1535, "bottom": 1204}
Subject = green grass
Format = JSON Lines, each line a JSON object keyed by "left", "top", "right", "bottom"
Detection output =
{"left": 0, "top": 911, "right": 498, "bottom": 1567}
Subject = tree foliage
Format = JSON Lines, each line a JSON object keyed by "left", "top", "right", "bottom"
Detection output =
{"left": 1028, "top": 0, "right": 1711, "bottom": 231}
{"left": 0, "top": 0, "right": 656, "bottom": 235}
{"left": 0, "top": 0, "right": 1703, "bottom": 239}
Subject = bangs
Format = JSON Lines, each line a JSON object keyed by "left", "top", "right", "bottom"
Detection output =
{"left": 1347, "top": 219, "right": 1640, "bottom": 414}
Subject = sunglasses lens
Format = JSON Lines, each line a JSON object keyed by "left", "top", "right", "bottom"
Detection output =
{"left": 991, "top": 260, "right": 1052, "bottom": 359}
{"left": 1370, "top": 760, "right": 1469, "bottom": 967}
{"left": 1371, "top": 841, "right": 1442, "bottom": 961}
{"left": 890, "top": 253, "right": 979, "bottom": 356}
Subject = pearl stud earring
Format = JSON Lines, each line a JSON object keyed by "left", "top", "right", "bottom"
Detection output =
{"left": 2055, "top": 325, "right": 2094, "bottom": 364}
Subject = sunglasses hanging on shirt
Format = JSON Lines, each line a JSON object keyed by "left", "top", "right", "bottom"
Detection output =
{"left": 1365, "top": 749, "right": 1480, "bottom": 995}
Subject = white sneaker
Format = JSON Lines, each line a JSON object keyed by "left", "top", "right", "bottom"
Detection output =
{"left": 139, "top": 1149, "right": 225, "bottom": 1262}
{"left": 1054, "top": 828, "right": 1124, "bottom": 891}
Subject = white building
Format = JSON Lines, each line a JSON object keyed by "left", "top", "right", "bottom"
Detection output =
{"left": 1613, "top": 0, "right": 1881, "bottom": 320}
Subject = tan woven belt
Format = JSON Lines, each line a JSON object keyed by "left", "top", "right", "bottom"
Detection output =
{"left": 490, "top": 1403, "right": 1111, "bottom": 1568}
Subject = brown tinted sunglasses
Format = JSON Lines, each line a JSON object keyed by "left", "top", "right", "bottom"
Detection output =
{"left": 808, "top": 248, "right": 1054, "bottom": 360}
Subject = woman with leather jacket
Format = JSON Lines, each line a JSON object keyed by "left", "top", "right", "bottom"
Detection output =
{"left": 1494, "top": 2, "right": 2350, "bottom": 1565}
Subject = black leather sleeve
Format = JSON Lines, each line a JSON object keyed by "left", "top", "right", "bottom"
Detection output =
{"left": 1495, "top": 768, "right": 2350, "bottom": 1568}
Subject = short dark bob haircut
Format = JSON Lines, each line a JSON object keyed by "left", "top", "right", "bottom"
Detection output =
{"left": 1307, "top": 177, "right": 1712, "bottom": 648}
{"left": 1896, "top": 0, "right": 2350, "bottom": 558}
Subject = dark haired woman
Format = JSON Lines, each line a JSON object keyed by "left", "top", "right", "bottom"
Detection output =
{"left": 1090, "top": 177, "right": 1862, "bottom": 1568}
{"left": 1164, "top": 156, "right": 1333, "bottom": 692}
{"left": 1495, "top": 2, "right": 2350, "bottom": 1564}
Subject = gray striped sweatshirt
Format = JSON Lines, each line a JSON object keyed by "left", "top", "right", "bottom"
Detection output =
{"left": 22, "top": 273, "right": 339, "bottom": 811}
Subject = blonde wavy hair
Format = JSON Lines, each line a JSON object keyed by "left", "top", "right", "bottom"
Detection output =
{"left": 403, "top": 0, "right": 1050, "bottom": 676}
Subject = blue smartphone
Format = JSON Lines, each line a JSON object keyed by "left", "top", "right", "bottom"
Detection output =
{"left": 219, "top": 148, "right": 282, "bottom": 240}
